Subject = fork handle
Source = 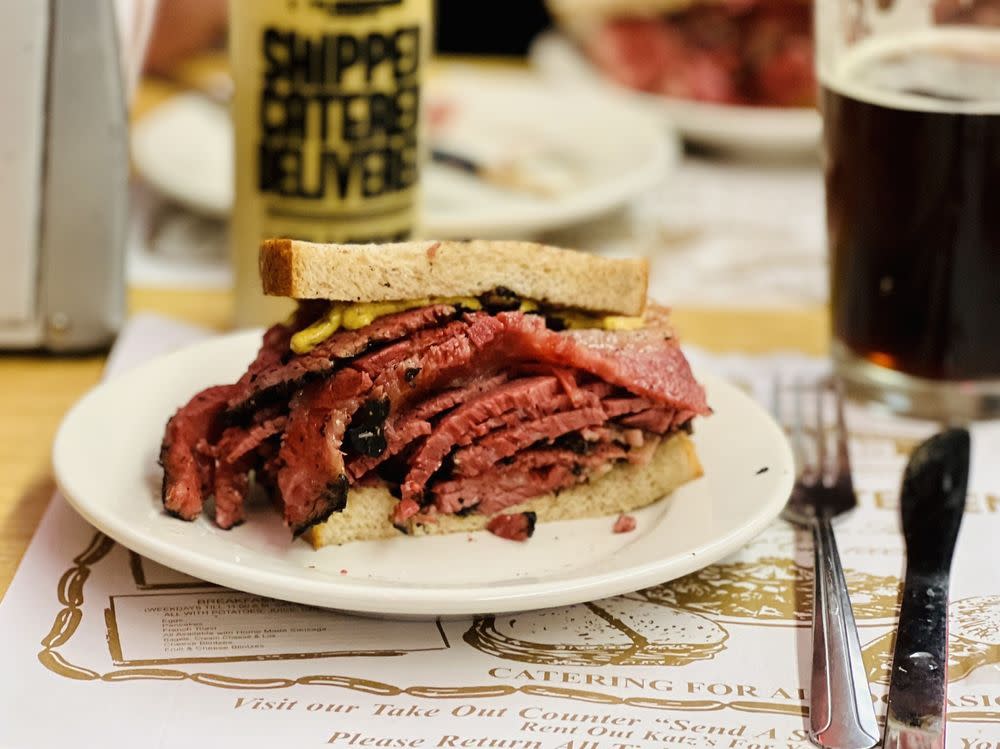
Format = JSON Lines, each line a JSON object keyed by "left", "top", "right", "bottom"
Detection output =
{"left": 810, "top": 513, "right": 881, "bottom": 749}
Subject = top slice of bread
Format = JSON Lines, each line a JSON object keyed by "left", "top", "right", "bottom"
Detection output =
{"left": 260, "top": 239, "right": 649, "bottom": 316}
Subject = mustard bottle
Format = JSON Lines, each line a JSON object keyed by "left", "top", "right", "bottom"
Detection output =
{"left": 230, "top": 0, "right": 431, "bottom": 326}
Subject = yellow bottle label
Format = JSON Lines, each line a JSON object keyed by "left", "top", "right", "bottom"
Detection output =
{"left": 231, "top": 0, "right": 431, "bottom": 326}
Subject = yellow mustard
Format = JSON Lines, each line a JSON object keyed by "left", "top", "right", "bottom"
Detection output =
{"left": 289, "top": 296, "right": 642, "bottom": 354}
{"left": 289, "top": 297, "right": 481, "bottom": 354}
{"left": 600, "top": 315, "right": 646, "bottom": 330}
{"left": 555, "top": 312, "right": 645, "bottom": 331}
{"left": 290, "top": 304, "right": 345, "bottom": 354}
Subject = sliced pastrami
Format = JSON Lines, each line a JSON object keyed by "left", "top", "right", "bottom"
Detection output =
{"left": 368, "top": 313, "right": 507, "bottom": 405}
{"left": 160, "top": 384, "right": 236, "bottom": 521}
{"left": 240, "top": 323, "right": 294, "bottom": 385}
{"left": 497, "top": 312, "right": 710, "bottom": 415}
{"left": 398, "top": 377, "right": 565, "bottom": 510}
{"left": 212, "top": 451, "right": 254, "bottom": 529}
{"left": 162, "top": 306, "right": 708, "bottom": 537}
{"left": 486, "top": 512, "right": 537, "bottom": 542}
{"left": 351, "top": 318, "right": 471, "bottom": 376}
{"left": 510, "top": 364, "right": 614, "bottom": 406}
{"left": 671, "top": 409, "right": 696, "bottom": 431}
{"left": 218, "top": 415, "right": 288, "bottom": 463}
{"left": 432, "top": 443, "right": 630, "bottom": 516}
{"left": 227, "top": 305, "right": 456, "bottom": 415}
{"left": 206, "top": 414, "right": 288, "bottom": 529}
{"left": 575, "top": 425, "right": 645, "bottom": 450}
{"left": 277, "top": 368, "right": 372, "bottom": 534}
{"left": 451, "top": 407, "right": 608, "bottom": 478}
{"left": 600, "top": 396, "right": 658, "bottom": 418}
{"left": 407, "top": 374, "right": 511, "bottom": 421}
{"left": 613, "top": 514, "right": 637, "bottom": 533}
{"left": 279, "top": 315, "right": 508, "bottom": 532}
{"left": 346, "top": 374, "right": 510, "bottom": 481}
{"left": 347, "top": 418, "right": 431, "bottom": 481}
{"left": 619, "top": 406, "right": 674, "bottom": 433}
{"left": 255, "top": 439, "right": 282, "bottom": 503}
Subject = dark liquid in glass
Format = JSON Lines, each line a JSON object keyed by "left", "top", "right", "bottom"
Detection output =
{"left": 823, "top": 40, "right": 1000, "bottom": 380}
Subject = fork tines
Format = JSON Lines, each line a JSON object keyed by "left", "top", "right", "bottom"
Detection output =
{"left": 773, "top": 378, "right": 854, "bottom": 509}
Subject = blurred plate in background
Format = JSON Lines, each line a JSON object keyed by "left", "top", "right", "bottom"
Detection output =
{"left": 130, "top": 67, "right": 677, "bottom": 240}
{"left": 423, "top": 67, "right": 677, "bottom": 237}
{"left": 530, "top": 32, "right": 821, "bottom": 156}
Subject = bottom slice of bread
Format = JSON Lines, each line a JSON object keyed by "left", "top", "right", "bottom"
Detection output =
{"left": 306, "top": 432, "right": 702, "bottom": 548}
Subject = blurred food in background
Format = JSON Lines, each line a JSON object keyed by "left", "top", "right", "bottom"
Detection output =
{"left": 547, "top": 0, "right": 814, "bottom": 107}
{"left": 143, "top": 0, "right": 226, "bottom": 76}
{"left": 934, "top": 0, "right": 1000, "bottom": 24}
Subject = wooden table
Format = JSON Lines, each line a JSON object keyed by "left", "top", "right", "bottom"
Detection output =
{"left": 0, "top": 289, "right": 828, "bottom": 598}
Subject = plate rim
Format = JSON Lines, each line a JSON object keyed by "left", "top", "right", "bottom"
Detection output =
{"left": 419, "top": 66, "right": 679, "bottom": 236}
{"left": 53, "top": 330, "right": 794, "bottom": 617}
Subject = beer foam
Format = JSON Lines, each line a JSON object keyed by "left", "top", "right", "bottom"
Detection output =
{"left": 822, "top": 27, "right": 1000, "bottom": 114}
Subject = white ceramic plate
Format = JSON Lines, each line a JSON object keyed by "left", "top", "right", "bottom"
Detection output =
{"left": 130, "top": 68, "right": 677, "bottom": 238}
{"left": 53, "top": 331, "right": 793, "bottom": 618}
{"left": 530, "top": 32, "right": 821, "bottom": 156}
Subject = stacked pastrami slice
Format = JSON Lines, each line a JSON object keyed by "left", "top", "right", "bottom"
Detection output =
{"left": 160, "top": 303, "right": 710, "bottom": 540}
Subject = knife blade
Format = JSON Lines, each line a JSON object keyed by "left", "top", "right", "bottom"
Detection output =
{"left": 882, "top": 428, "right": 970, "bottom": 749}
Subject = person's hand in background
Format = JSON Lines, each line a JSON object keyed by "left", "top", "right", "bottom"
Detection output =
{"left": 143, "top": 0, "right": 228, "bottom": 76}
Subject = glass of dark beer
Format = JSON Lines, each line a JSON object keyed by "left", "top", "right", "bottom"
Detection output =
{"left": 819, "top": 1, "right": 1000, "bottom": 420}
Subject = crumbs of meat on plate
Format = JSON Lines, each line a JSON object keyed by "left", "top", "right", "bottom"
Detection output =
{"left": 756, "top": 466, "right": 769, "bottom": 475}
{"left": 487, "top": 511, "right": 537, "bottom": 542}
{"left": 613, "top": 514, "right": 636, "bottom": 533}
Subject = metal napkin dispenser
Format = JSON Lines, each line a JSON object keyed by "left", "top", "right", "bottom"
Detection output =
{"left": 0, "top": 0, "right": 128, "bottom": 352}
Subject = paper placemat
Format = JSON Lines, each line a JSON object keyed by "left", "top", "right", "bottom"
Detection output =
{"left": 1, "top": 316, "right": 997, "bottom": 748}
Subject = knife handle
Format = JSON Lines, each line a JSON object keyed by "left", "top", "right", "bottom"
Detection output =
{"left": 881, "top": 572, "right": 949, "bottom": 749}
{"left": 810, "top": 514, "right": 880, "bottom": 749}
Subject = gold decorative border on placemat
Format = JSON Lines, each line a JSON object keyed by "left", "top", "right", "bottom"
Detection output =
{"left": 128, "top": 551, "right": 218, "bottom": 591}
{"left": 36, "top": 531, "right": 1000, "bottom": 725}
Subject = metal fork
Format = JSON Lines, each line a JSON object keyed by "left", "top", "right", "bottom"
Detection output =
{"left": 773, "top": 378, "right": 880, "bottom": 749}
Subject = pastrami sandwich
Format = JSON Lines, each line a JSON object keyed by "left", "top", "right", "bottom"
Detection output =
{"left": 159, "top": 239, "right": 710, "bottom": 546}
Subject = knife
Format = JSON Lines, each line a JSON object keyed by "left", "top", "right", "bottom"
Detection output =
{"left": 882, "top": 428, "right": 970, "bottom": 749}
{"left": 430, "top": 148, "right": 561, "bottom": 197}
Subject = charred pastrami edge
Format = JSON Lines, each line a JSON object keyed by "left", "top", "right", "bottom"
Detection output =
{"left": 345, "top": 397, "right": 391, "bottom": 458}
{"left": 290, "top": 473, "right": 349, "bottom": 537}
